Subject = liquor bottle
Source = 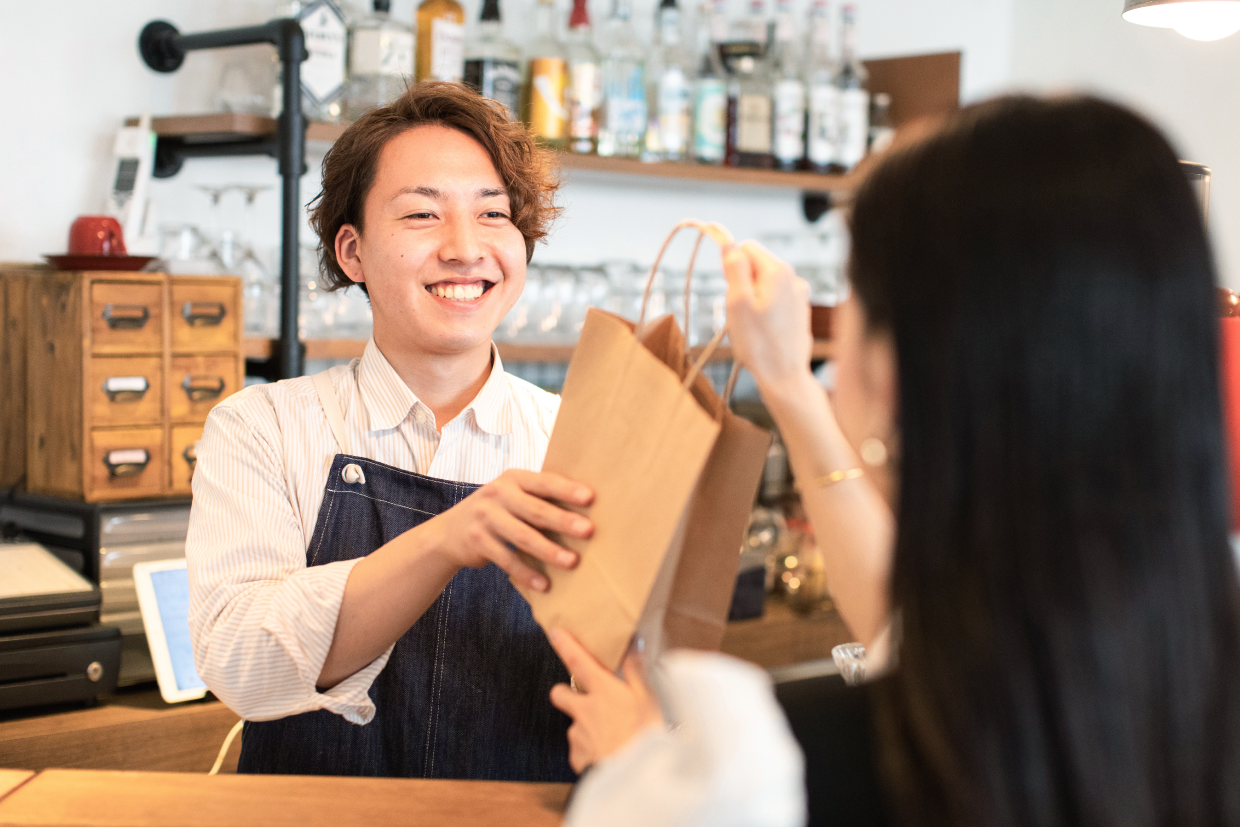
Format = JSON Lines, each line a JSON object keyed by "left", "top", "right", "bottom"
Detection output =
{"left": 645, "top": 0, "right": 692, "bottom": 162}
{"left": 691, "top": 0, "right": 727, "bottom": 165}
{"left": 724, "top": 46, "right": 773, "bottom": 168}
{"left": 597, "top": 0, "right": 647, "bottom": 158}
{"left": 804, "top": 0, "right": 839, "bottom": 173}
{"left": 344, "top": 0, "right": 415, "bottom": 120}
{"left": 272, "top": 0, "right": 348, "bottom": 123}
{"left": 464, "top": 0, "right": 522, "bottom": 120}
{"left": 524, "top": 0, "right": 569, "bottom": 148}
{"left": 741, "top": 0, "right": 770, "bottom": 54}
{"left": 415, "top": 0, "right": 465, "bottom": 82}
{"left": 566, "top": 0, "right": 602, "bottom": 153}
{"left": 769, "top": 0, "right": 804, "bottom": 171}
{"left": 834, "top": 3, "right": 869, "bottom": 170}
{"left": 869, "top": 91, "right": 895, "bottom": 153}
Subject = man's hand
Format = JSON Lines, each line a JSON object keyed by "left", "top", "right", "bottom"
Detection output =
{"left": 421, "top": 470, "right": 594, "bottom": 592}
{"left": 548, "top": 628, "right": 664, "bottom": 773}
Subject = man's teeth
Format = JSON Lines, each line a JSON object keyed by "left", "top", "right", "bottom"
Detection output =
{"left": 428, "top": 283, "right": 485, "bottom": 301}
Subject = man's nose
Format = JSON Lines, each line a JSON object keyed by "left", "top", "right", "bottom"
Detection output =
{"left": 439, "top": 215, "right": 483, "bottom": 267}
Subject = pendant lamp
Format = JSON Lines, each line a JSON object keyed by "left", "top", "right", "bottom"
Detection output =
{"left": 1123, "top": 0, "right": 1240, "bottom": 40}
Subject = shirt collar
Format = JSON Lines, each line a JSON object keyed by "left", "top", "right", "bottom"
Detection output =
{"left": 358, "top": 338, "right": 513, "bottom": 436}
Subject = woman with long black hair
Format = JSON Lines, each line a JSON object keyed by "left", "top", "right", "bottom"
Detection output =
{"left": 547, "top": 95, "right": 1240, "bottom": 827}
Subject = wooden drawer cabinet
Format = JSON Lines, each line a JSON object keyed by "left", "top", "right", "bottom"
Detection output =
{"left": 26, "top": 271, "right": 243, "bottom": 502}
{"left": 170, "top": 277, "right": 240, "bottom": 353}
{"left": 170, "top": 424, "right": 204, "bottom": 495}
{"left": 1, "top": 266, "right": 39, "bottom": 489}
{"left": 169, "top": 355, "right": 242, "bottom": 423}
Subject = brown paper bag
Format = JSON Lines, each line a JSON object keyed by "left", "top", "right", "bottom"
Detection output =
{"left": 517, "top": 220, "right": 770, "bottom": 670}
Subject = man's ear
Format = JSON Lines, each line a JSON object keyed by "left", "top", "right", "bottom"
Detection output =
{"left": 336, "top": 224, "right": 366, "bottom": 285}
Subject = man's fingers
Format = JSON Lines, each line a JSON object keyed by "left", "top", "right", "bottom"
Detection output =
{"left": 549, "top": 682, "right": 582, "bottom": 715}
{"left": 507, "top": 469, "right": 593, "bottom": 506}
{"left": 501, "top": 486, "right": 593, "bottom": 542}
{"left": 473, "top": 529, "right": 550, "bottom": 592}
{"left": 487, "top": 507, "right": 580, "bottom": 570}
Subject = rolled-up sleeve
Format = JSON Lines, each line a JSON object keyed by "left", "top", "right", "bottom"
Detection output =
{"left": 186, "top": 395, "right": 393, "bottom": 725}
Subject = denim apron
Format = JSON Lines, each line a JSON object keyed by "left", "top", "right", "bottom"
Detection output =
{"left": 236, "top": 371, "right": 574, "bottom": 781}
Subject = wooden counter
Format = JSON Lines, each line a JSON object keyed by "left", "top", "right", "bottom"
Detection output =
{"left": 0, "top": 598, "right": 849, "bottom": 777}
{"left": 0, "top": 769, "right": 570, "bottom": 827}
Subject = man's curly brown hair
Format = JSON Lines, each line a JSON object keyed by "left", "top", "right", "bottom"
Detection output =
{"left": 308, "top": 81, "right": 562, "bottom": 291}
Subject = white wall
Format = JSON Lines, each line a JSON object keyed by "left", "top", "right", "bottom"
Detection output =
{"left": 1008, "top": 0, "right": 1240, "bottom": 289}
{"left": 0, "top": 0, "right": 1013, "bottom": 276}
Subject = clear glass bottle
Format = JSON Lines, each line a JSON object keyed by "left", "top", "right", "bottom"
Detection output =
{"left": 770, "top": 0, "right": 804, "bottom": 170}
{"left": 272, "top": 0, "right": 349, "bottom": 123}
{"left": 868, "top": 91, "right": 895, "bottom": 154}
{"left": 464, "top": 0, "right": 522, "bottom": 120}
{"left": 740, "top": 0, "right": 769, "bottom": 55}
{"left": 524, "top": 0, "right": 569, "bottom": 148}
{"left": 415, "top": 0, "right": 465, "bottom": 82}
{"left": 725, "top": 48, "right": 773, "bottom": 168}
{"left": 691, "top": 0, "right": 727, "bottom": 165}
{"left": 597, "top": 0, "right": 647, "bottom": 158}
{"left": 645, "top": 0, "right": 692, "bottom": 162}
{"left": 566, "top": 0, "right": 602, "bottom": 153}
{"left": 834, "top": 3, "right": 869, "bottom": 170}
{"left": 344, "top": 0, "right": 415, "bottom": 120}
{"left": 804, "top": 0, "right": 839, "bottom": 173}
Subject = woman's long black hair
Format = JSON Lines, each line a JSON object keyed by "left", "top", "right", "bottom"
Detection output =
{"left": 850, "top": 96, "right": 1240, "bottom": 827}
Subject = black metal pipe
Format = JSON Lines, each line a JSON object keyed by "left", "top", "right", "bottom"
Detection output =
{"left": 138, "top": 17, "right": 307, "bottom": 379}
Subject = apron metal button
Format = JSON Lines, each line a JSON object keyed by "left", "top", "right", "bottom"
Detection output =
{"left": 342, "top": 464, "right": 366, "bottom": 485}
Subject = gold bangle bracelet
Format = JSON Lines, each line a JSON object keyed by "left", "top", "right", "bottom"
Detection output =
{"left": 812, "top": 468, "right": 865, "bottom": 488}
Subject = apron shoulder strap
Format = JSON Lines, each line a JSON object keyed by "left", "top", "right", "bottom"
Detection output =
{"left": 312, "top": 370, "right": 350, "bottom": 456}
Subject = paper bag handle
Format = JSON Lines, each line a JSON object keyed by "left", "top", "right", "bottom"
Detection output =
{"left": 638, "top": 219, "right": 734, "bottom": 331}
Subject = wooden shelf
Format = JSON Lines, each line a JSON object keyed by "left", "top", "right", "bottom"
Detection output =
{"left": 245, "top": 337, "right": 835, "bottom": 364}
{"left": 130, "top": 112, "right": 851, "bottom": 191}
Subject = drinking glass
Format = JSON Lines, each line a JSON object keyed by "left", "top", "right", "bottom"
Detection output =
{"left": 832, "top": 643, "right": 867, "bottom": 686}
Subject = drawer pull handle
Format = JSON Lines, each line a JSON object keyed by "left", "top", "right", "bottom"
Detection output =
{"left": 102, "top": 375, "right": 149, "bottom": 403}
{"left": 182, "top": 301, "right": 226, "bottom": 327}
{"left": 103, "top": 448, "right": 150, "bottom": 478}
{"left": 182, "top": 375, "right": 226, "bottom": 402}
{"left": 102, "top": 304, "right": 150, "bottom": 330}
{"left": 183, "top": 442, "right": 199, "bottom": 475}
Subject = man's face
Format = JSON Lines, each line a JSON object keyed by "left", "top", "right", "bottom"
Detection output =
{"left": 336, "top": 125, "right": 527, "bottom": 356}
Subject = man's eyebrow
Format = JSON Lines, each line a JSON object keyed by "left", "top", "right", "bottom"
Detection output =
{"left": 392, "top": 185, "right": 444, "bottom": 200}
{"left": 478, "top": 187, "right": 508, "bottom": 198}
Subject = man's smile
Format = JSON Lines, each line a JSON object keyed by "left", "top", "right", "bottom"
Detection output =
{"left": 425, "top": 279, "right": 495, "bottom": 302}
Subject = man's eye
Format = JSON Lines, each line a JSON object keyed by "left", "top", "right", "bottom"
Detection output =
{"left": 482, "top": 211, "right": 509, "bottom": 219}
{"left": 404, "top": 212, "right": 435, "bottom": 220}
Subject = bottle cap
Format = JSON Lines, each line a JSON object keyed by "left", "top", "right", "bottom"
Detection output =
{"left": 374, "top": 0, "right": 391, "bottom": 11}
{"left": 480, "top": 0, "right": 502, "bottom": 21}
{"left": 570, "top": 0, "right": 590, "bottom": 28}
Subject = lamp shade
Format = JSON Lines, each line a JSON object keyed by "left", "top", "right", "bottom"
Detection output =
{"left": 1123, "top": 0, "right": 1240, "bottom": 40}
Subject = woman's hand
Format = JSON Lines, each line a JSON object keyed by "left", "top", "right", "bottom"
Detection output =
{"left": 548, "top": 628, "right": 664, "bottom": 774}
{"left": 422, "top": 470, "right": 594, "bottom": 593}
{"left": 722, "top": 241, "right": 814, "bottom": 395}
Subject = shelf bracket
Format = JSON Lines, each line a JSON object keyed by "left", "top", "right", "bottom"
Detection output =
{"left": 137, "top": 18, "right": 308, "bottom": 380}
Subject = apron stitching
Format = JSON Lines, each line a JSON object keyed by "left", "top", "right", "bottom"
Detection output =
{"left": 323, "top": 488, "right": 439, "bottom": 517}
{"left": 425, "top": 581, "right": 451, "bottom": 775}
{"left": 347, "top": 456, "right": 475, "bottom": 491}
{"left": 308, "top": 477, "right": 341, "bottom": 567}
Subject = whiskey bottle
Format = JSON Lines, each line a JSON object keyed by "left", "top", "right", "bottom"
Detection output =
{"left": 834, "top": 3, "right": 869, "bottom": 170}
{"left": 464, "top": 0, "right": 522, "bottom": 120}
{"left": 804, "top": 0, "right": 839, "bottom": 173}
{"left": 566, "top": 0, "right": 602, "bottom": 153}
{"left": 344, "top": 0, "right": 414, "bottom": 120}
{"left": 691, "top": 0, "right": 727, "bottom": 165}
{"left": 646, "top": 0, "right": 692, "bottom": 162}
{"left": 597, "top": 0, "right": 647, "bottom": 158}
{"left": 524, "top": 0, "right": 569, "bottom": 148}
{"left": 770, "top": 0, "right": 804, "bottom": 170}
{"left": 724, "top": 46, "right": 773, "bottom": 168}
{"left": 415, "top": 0, "right": 465, "bottom": 82}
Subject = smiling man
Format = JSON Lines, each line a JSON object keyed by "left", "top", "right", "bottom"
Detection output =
{"left": 185, "top": 83, "right": 588, "bottom": 781}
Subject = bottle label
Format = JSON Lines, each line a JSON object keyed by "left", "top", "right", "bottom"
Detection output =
{"left": 350, "top": 29, "right": 415, "bottom": 78}
{"left": 464, "top": 59, "right": 521, "bottom": 121}
{"left": 430, "top": 18, "right": 465, "bottom": 82}
{"left": 693, "top": 78, "right": 727, "bottom": 162}
{"left": 837, "top": 87, "right": 869, "bottom": 167}
{"left": 807, "top": 83, "right": 840, "bottom": 166}
{"left": 528, "top": 57, "right": 569, "bottom": 139}
{"left": 773, "top": 79, "right": 805, "bottom": 163}
{"left": 737, "top": 92, "right": 772, "bottom": 154}
{"left": 657, "top": 67, "right": 690, "bottom": 156}
{"left": 299, "top": 0, "right": 348, "bottom": 104}
{"left": 603, "top": 63, "right": 646, "bottom": 138}
{"left": 569, "top": 62, "right": 601, "bottom": 140}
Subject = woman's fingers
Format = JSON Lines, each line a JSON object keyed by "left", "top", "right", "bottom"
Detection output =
{"left": 722, "top": 242, "right": 758, "bottom": 304}
{"left": 549, "top": 627, "right": 613, "bottom": 695}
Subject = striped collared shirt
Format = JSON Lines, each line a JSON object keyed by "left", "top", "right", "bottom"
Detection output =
{"left": 186, "top": 339, "right": 560, "bottom": 725}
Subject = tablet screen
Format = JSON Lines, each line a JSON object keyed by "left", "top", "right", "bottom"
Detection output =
{"left": 133, "top": 560, "right": 208, "bottom": 703}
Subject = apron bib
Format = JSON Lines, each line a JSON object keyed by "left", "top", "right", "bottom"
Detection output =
{"left": 236, "top": 372, "right": 574, "bottom": 781}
